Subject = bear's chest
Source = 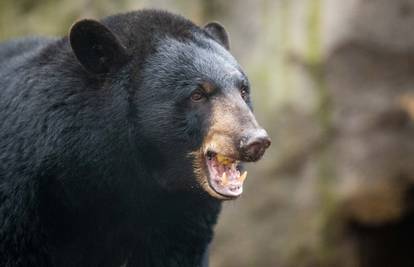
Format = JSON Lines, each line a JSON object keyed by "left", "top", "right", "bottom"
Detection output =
{"left": 50, "top": 196, "right": 220, "bottom": 267}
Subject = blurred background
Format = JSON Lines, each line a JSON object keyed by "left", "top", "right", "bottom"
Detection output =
{"left": 2, "top": 0, "right": 414, "bottom": 266}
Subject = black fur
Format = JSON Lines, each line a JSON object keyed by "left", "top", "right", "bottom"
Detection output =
{"left": 0, "top": 9, "right": 245, "bottom": 267}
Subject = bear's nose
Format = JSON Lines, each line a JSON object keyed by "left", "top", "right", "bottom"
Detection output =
{"left": 240, "top": 129, "right": 271, "bottom": 162}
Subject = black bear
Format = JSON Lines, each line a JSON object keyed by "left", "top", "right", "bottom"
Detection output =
{"left": 0, "top": 9, "right": 271, "bottom": 267}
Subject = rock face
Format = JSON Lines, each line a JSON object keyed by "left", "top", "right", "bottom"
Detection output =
{"left": 329, "top": 43, "right": 414, "bottom": 225}
{"left": 216, "top": 0, "right": 414, "bottom": 266}
{"left": 325, "top": 0, "right": 414, "bottom": 222}
{"left": 324, "top": 1, "right": 414, "bottom": 266}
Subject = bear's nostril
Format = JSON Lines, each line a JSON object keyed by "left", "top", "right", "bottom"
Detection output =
{"left": 261, "top": 136, "right": 271, "bottom": 149}
{"left": 241, "top": 133, "right": 271, "bottom": 161}
{"left": 246, "top": 142, "right": 262, "bottom": 157}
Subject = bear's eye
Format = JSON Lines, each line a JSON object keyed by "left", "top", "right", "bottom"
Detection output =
{"left": 191, "top": 90, "right": 205, "bottom": 102}
{"left": 240, "top": 85, "right": 249, "bottom": 101}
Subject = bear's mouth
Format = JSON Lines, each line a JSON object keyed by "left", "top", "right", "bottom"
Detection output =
{"left": 204, "top": 150, "right": 247, "bottom": 199}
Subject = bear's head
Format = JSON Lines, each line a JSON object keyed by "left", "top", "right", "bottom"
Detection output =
{"left": 68, "top": 10, "right": 270, "bottom": 200}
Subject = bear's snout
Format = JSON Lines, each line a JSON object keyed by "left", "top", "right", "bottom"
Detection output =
{"left": 240, "top": 129, "right": 271, "bottom": 162}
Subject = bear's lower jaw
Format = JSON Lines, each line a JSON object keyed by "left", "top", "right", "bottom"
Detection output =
{"left": 204, "top": 151, "right": 247, "bottom": 199}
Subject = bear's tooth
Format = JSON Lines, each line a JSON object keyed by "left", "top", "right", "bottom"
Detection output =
{"left": 239, "top": 171, "right": 247, "bottom": 183}
{"left": 221, "top": 173, "right": 228, "bottom": 185}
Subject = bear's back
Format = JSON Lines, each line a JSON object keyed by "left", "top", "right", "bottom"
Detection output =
{"left": 0, "top": 37, "right": 55, "bottom": 66}
{"left": 0, "top": 37, "right": 57, "bottom": 91}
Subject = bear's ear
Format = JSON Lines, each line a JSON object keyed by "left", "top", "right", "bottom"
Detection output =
{"left": 204, "top": 22, "right": 230, "bottom": 50}
{"left": 69, "top": 19, "right": 128, "bottom": 74}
